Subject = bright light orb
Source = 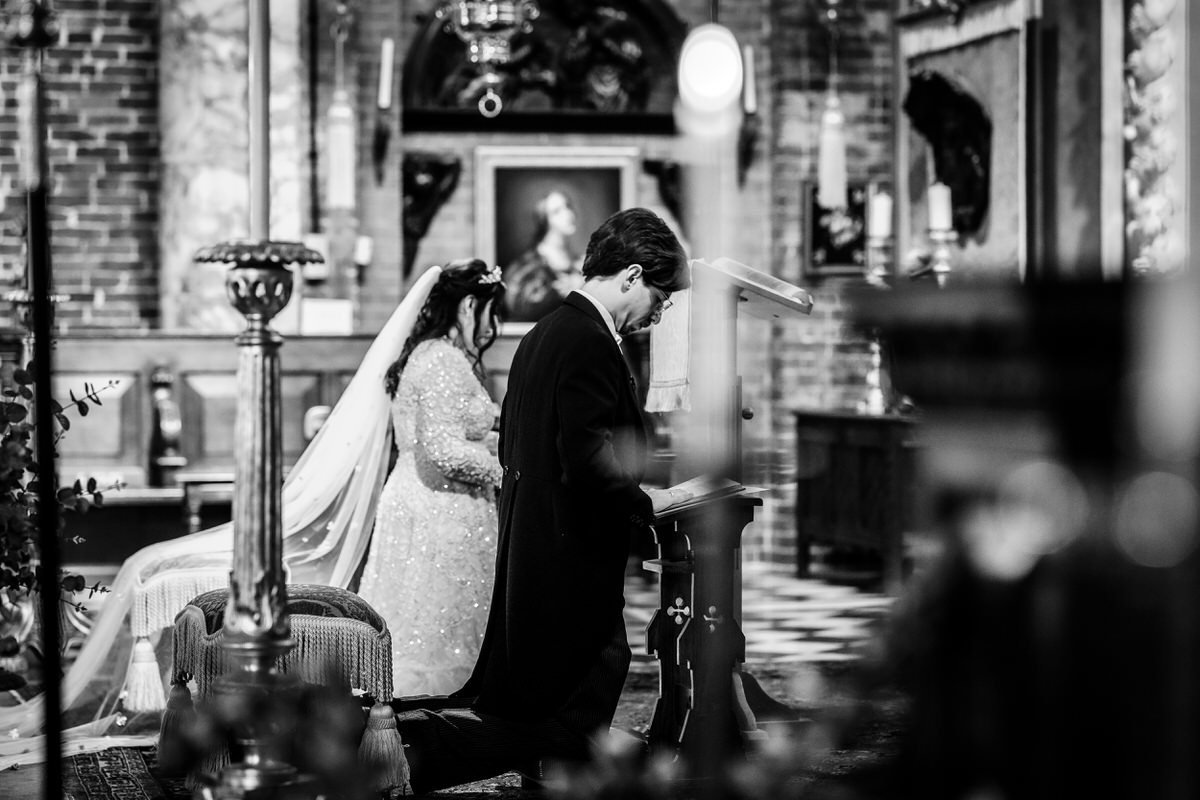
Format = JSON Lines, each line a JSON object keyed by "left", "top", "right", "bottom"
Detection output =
{"left": 677, "top": 24, "right": 744, "bottom": 114}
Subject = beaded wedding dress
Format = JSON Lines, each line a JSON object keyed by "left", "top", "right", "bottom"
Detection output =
{"left": 357, "top": 338, "right": 501, "bottom": 696}
{"left": 0, "top": 267, "right": 446, "bottom": 764}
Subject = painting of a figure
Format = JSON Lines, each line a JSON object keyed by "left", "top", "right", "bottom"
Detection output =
{"left": 475, "top": 146, "right": 638, "bottom": 323}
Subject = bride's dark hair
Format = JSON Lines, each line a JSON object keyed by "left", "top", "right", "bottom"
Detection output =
{"left": 384, "top": 258, "right": 506, "bottom": 397}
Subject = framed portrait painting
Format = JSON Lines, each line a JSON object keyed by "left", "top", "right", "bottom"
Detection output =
{"left": 475, "top": 146, "right": 639, "bottom": 323}
{"left": 802, "top": 180, "right": 871, "bottom": 278}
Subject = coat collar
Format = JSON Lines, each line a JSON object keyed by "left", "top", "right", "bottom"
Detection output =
{"left": 563, "top": 291, "right": 608, "bottom": 331}
{"left": 569, "top": 289, "right": 622, "bottom": 347}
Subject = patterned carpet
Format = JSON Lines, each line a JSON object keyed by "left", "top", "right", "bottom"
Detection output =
{"left": 62, "top": 747, "right": 188, "bottom": 800}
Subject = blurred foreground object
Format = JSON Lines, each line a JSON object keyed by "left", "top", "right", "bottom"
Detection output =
{"left": 848, "top": 278, "right": 1200, "bottom": 799}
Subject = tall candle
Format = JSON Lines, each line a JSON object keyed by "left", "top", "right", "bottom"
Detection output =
{"left": 377, "top": 38, "right": 394, "bottom": 110}
{"left": 326, "top": 89, "right": 356, "bottom": 211}
{"left": 741, "top": 44, "right": 757, "bottom": 115}
{"left": 869, "top": 191, "right": 893, "bottom": 239}
{"left": 928, "top": 182, "right": 952, "bottom": 232}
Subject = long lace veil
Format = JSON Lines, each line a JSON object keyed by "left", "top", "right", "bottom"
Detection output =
{"left": 0, "top": 266, "right": 443, "bottom": 754}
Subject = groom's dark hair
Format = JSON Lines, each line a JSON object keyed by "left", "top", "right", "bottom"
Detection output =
{"left": 581, "top": 208, "right": 690, "bottom": 293}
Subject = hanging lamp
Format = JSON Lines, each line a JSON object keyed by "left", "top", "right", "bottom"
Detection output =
{"left": 435, "top": 0, "right": 540, "bottom": 118}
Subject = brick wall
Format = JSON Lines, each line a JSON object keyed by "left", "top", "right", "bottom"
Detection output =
{"left": 750, "top": 0, "right": 895, "bottom": 564}
{"left": 0, "top": 0, "right": 160, "bottom": 330}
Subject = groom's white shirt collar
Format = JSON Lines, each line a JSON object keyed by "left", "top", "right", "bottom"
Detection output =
{"left": 573, "top": 289, "right": 622, "bottom": 348}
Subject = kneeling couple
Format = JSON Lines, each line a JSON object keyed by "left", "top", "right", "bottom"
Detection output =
{"left": 360, "top": 207, "right": 690, "bottom": 793}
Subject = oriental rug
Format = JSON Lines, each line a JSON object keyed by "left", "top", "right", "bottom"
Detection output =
{"left": 63, "top": 747, "right": 187, "bottom": 800}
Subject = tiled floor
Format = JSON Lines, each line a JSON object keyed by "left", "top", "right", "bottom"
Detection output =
{"left": 622, "top": 560, "right": 895, "bottom": 669}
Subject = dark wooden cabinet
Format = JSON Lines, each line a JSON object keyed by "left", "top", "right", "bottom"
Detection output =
{"left": 793, "top": 410, "right": 918, "bottom": 593}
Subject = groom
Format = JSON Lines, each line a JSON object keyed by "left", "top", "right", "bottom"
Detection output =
{"left": 391, "top": 208, "right": 690, "bottom": 792}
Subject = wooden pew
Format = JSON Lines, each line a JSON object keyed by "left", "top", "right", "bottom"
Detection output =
{"left": 45, "top": 330, "right": 520, "bottom": 561}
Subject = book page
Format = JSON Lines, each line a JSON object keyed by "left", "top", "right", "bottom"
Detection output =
{"left": 659, "top": 475, "right": 744, "bottom": 512}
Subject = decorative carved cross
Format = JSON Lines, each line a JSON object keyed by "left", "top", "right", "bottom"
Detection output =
{"left": 667, "top": 596, "right": 691, "bottom": 625}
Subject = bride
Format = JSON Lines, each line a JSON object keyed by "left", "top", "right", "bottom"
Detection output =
{"left": 358, "top": 259, "right": 504, "bottom": 694}
{"left": 0, "top": 262, "right": 498, "bottom": 759}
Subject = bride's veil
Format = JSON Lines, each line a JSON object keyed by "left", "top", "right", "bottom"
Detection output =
{"left": 0, "top": 266, "right": 444, "bottom": 754}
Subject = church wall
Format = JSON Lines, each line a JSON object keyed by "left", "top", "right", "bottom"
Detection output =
{"left": 0, "top": 0, "right": 897, "bottom": 567}
{"left": 0, "top": 0, "right": 162, "bottom": 330}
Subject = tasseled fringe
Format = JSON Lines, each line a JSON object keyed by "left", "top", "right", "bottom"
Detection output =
{"left": 279, "top": 617, "right": 393, "bottom": 702}
{"left": 172, "top": 611, "right": 393, "bottom": 703}
{"left": 358, "top": 702, "right": 412, "bottom": 794}
{"left": 644, "top": 383, "right": 690, "bottom": 415}
{"left": 132, "top": 573, "right": 227, "bottom": 637}
{"left": 157, "top": 675, "right": 197, "bottom": 777}
{"left": 191, "top": 742, "right": 231, "bottom": 790}
{"left": 122, "top": 636, "right": 166, "bottom": 712}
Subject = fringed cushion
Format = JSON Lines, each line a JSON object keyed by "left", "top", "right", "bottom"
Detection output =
{"left": 172, "top": 584, "right": 393, "bottom": 703}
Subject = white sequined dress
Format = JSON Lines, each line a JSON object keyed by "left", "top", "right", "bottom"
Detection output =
{"left": 357, "top": 337, "right": 502, "bottom": 696}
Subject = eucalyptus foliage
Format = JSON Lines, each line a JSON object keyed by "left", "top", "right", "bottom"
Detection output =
{"left": 0, "top": 361, "right": 117, "bottom": 669}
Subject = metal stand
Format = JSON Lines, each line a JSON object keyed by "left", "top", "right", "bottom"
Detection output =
{"left": 193, "top": 240, "right": 321, "bottom": 798}
{"left": 928, "top": 227, "right": 955, "bottom": 287}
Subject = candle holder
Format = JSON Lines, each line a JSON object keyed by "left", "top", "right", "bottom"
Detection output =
{"left": 866, "top": 234, "right": 892, "bottom": 288}
{"left": 928, "top": 227, "right": 955, "bottom": 287}
{"left": 858, "top": 331, "right": 888, "bottom": 416}
{"left": 861, "top": 230, "right": 892, "bottom": 415}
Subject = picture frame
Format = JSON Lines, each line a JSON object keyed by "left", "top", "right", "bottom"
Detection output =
{"left": 475, "top": 145, "right": 639, "bottom": 323}
{"left": 895, "top": 0, "right": 1044, "bottom": 280}
{"left": 802, "top": 180, "right": 871, "bottom": 278}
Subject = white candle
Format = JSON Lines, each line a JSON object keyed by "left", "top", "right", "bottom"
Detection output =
{"left": 741, "top": 44, "right": 757, "bottom": 115}
{"left": 377, "top": 38, "right": 395, "bottom": 110}
{"left": 869, "top": 191, "right": 893, "bottom": 239}
{"left": 928, "top": 182, "right": 952, "bottom": 232}
{"left": 326, "top": 89, "right": 356, "bottom": 211}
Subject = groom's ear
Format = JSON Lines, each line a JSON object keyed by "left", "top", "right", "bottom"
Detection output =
{"left": 623, "top": 264, "right": 643, "bottom": 288}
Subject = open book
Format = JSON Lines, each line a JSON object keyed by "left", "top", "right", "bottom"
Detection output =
{"left": 656, "top": 474, "right": 746, "bottom": 514}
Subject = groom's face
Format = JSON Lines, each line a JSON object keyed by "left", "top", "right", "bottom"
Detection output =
{"left": 618, "top": 267, "right": 673, "bottom": 334}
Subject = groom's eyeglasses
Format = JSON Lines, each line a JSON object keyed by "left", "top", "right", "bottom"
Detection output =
{"left": 648, "top": 285, "right": 674, "bottom": 313}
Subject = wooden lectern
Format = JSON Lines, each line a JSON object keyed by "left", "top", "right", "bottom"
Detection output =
{"left": 644, "top": 258, "right": 812, "bottom": 770}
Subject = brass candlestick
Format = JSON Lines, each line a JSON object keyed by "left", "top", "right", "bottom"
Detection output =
{"left": 194, "top": 239, "right": 322, "bottom": 796}
{"left": 859, "top": 333, "right": 888, "bottom": 416}
{"left": 928, "top": 227, "right": 955, "bottom": 287}
{"left": 860, "top": 235, "right": 892, "bottom": 415}
{"left": 866, "top": 233, "right": 891, "bottom": 288}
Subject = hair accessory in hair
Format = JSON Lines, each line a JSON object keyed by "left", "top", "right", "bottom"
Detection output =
{"left": 479, "top": 264, "right": 503, "bottom": 285}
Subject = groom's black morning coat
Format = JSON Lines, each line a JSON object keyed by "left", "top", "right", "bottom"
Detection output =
{"left": 461, "top": 291, "right": 653, "bottom": 729}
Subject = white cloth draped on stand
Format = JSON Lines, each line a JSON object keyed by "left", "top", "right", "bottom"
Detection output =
{"left": 645, "top": 282, "right": 692, "bottom": 414}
